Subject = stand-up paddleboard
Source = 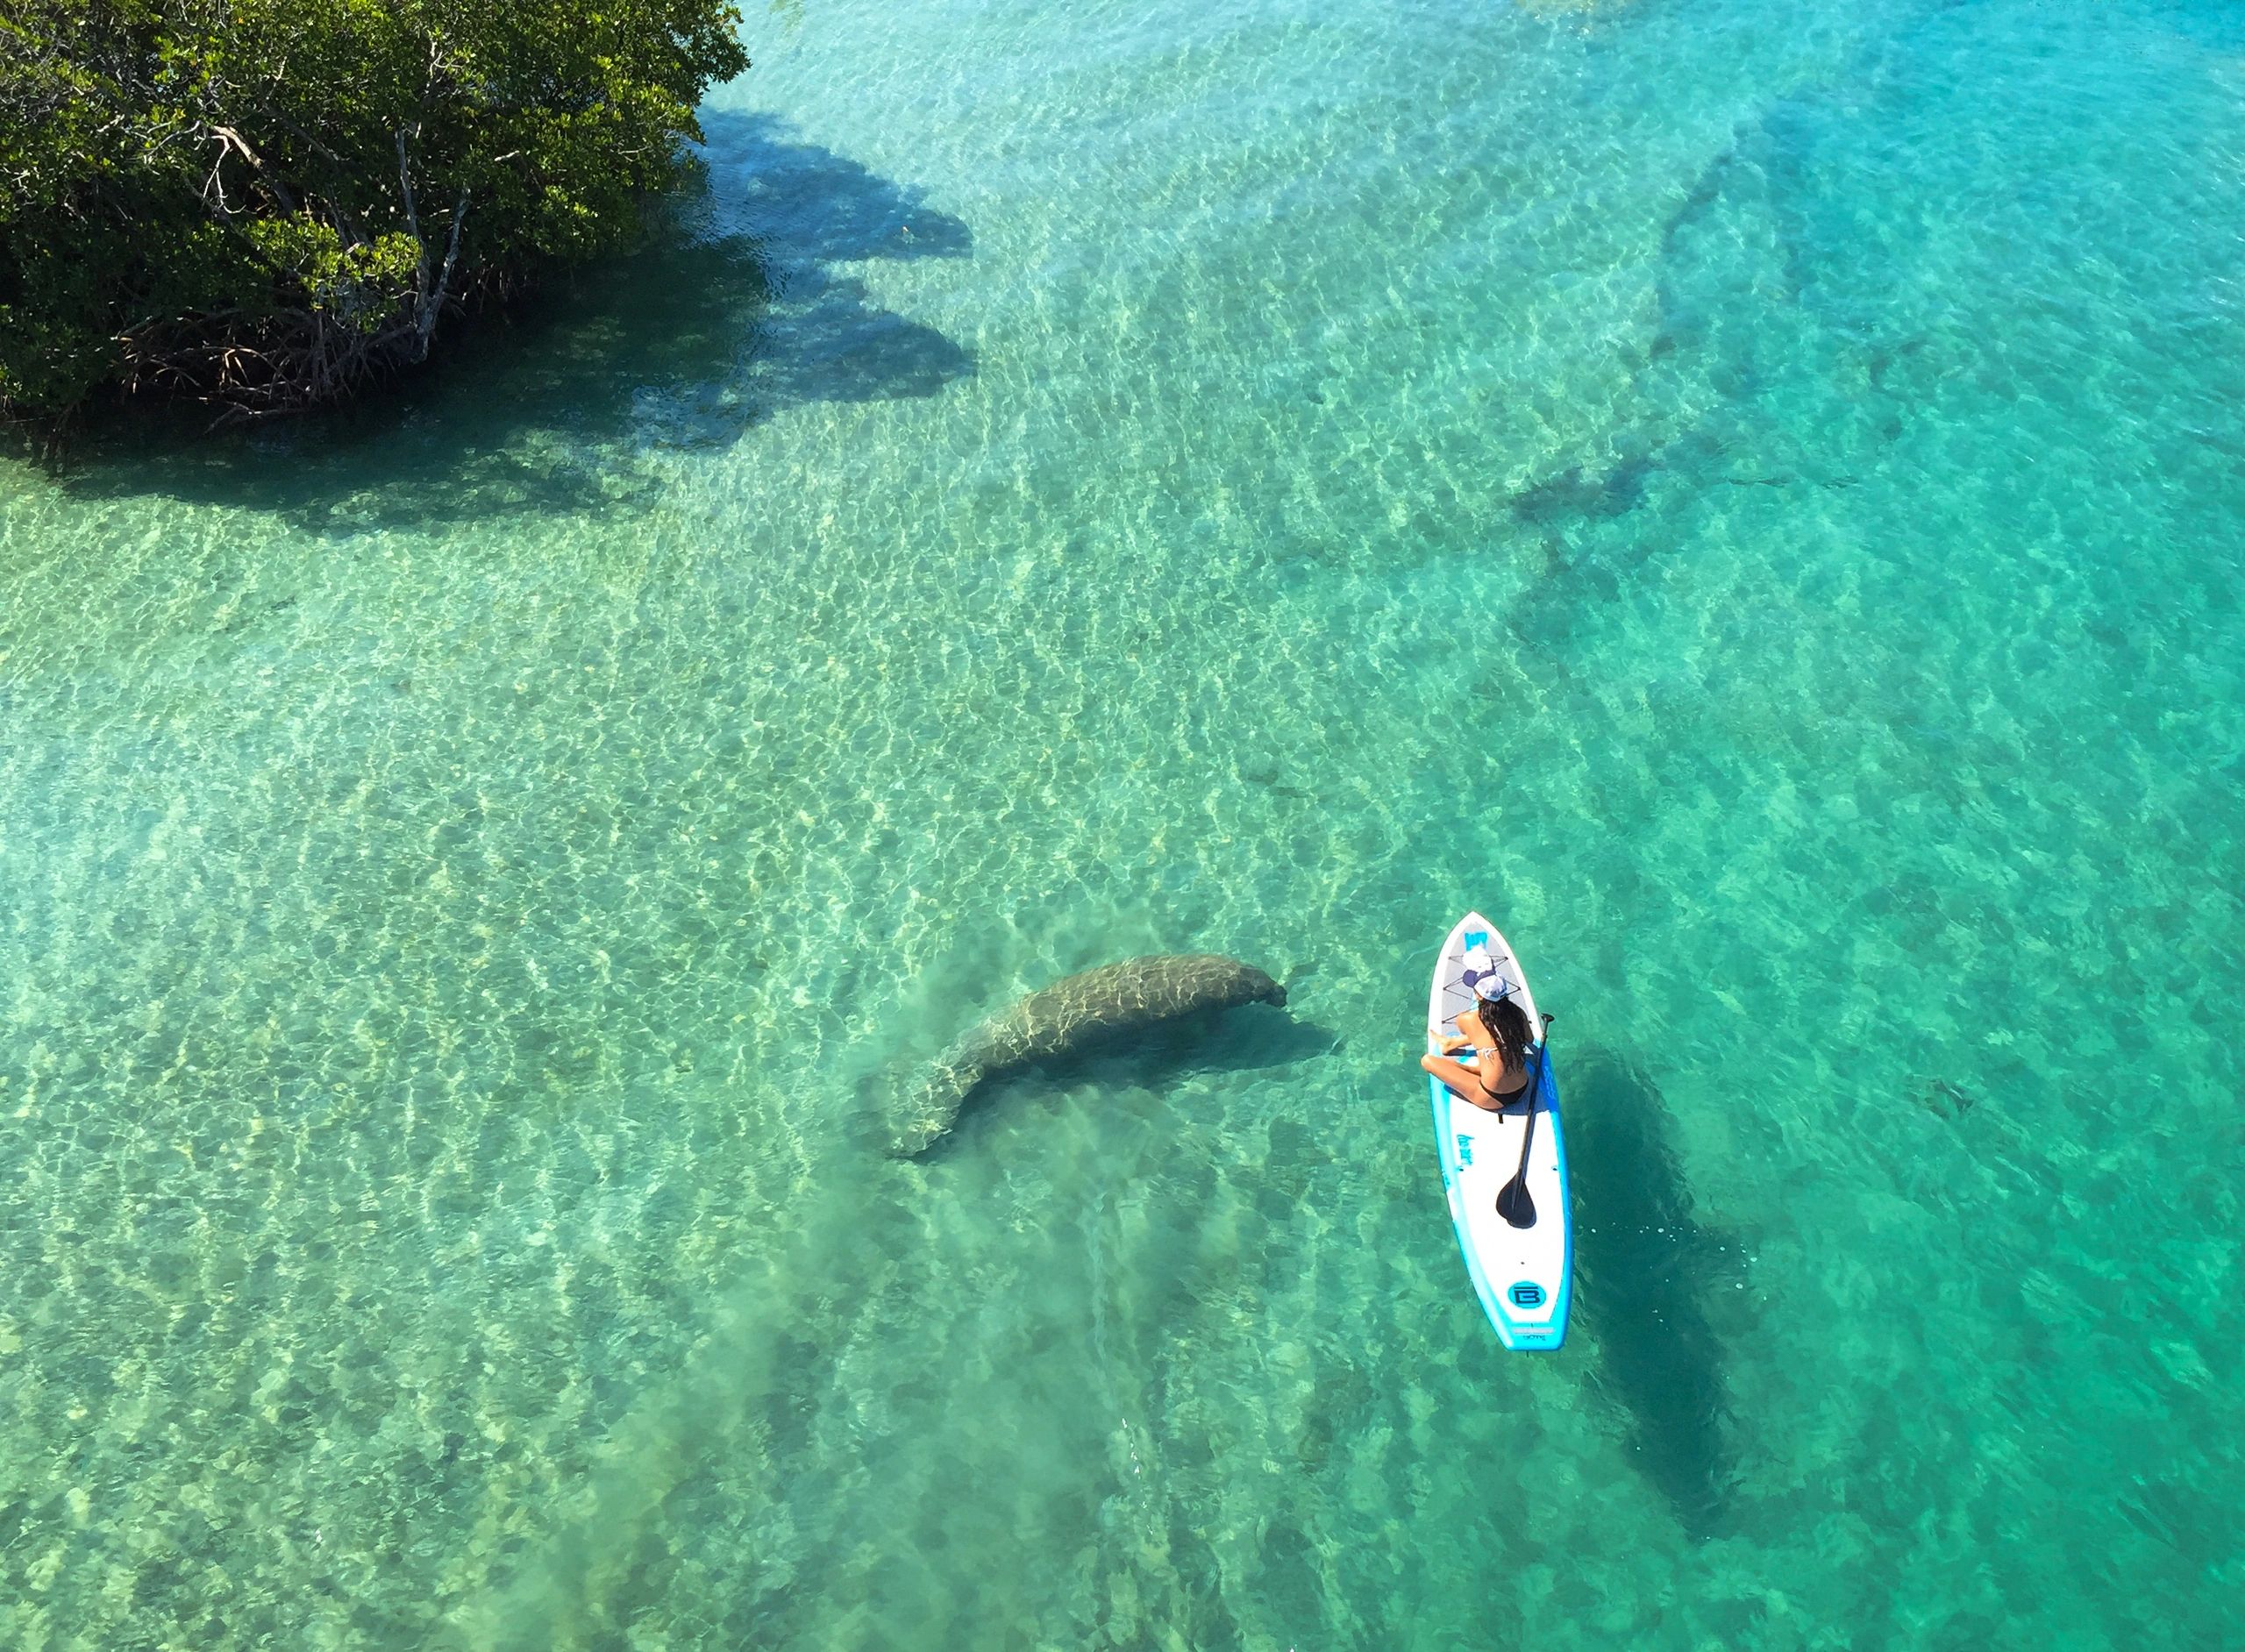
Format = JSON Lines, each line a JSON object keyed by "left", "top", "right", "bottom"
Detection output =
{"left": 1427, "top": 912, "right": 1571, "bottom": 1350}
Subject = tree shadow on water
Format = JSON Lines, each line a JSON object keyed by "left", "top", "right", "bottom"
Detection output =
{"left": 55, "top": 112, "right": 974, "bottom": 532}
{"left": 1566, "top": 1046, "right": 1745, "bottom": 1540}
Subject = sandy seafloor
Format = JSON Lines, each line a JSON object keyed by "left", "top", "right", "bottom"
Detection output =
{"left": 1, "top": 0, "right": 2241, "bottom": 1645}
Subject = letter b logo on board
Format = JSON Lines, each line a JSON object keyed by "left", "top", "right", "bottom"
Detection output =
{"left": 1508, "top": 1281, "right": 1545, "bottom": 1309}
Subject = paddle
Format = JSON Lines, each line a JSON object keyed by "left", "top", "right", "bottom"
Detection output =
{"left": 1493, "top": 1015, "right": 1555, "bottom": 1229}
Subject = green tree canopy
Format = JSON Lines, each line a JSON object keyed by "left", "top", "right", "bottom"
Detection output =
{"left": 0, "top": 0, "right": 748, "bottom": 421}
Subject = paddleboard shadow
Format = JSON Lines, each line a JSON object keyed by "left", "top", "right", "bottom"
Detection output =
{"left": 1566, "top": 1046, "right": 1744, "bottom": 1538}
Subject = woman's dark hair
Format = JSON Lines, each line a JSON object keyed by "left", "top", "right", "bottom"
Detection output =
{"left": 1474, "top": 993, "right": 1534, "bottom": 1075}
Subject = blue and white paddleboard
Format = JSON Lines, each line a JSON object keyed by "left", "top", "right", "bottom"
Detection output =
{"left": 1427, "top": 911, "right": 1572, "bottom": 1351}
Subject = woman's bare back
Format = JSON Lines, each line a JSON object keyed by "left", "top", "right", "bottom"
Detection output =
{"left": 1421, "top": 1010, "right": 1530, "bottom": 1109}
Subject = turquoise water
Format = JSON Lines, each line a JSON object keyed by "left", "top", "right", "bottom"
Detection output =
{"left": 4, "top": 0, "right": 2243, "bottom": 1642}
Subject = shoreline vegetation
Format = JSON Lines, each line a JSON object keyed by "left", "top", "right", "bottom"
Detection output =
{"left": 0, "top": 0, "right": 749, "bottom": 436}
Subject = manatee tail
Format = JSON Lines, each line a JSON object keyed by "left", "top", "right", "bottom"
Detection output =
{"left": 887, "top": 1057, "right": 986, "bottom": 1157}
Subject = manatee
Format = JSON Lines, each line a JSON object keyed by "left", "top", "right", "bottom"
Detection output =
{"left": 1919, "top": 1077, "right": 1976, "bottom": 1120}
{"left": 888, "top": 954, "right": 1287, "bottom": 1155}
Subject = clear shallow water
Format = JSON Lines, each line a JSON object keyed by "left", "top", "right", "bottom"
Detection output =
{"left": 4, "top": 0, "right": 2242, "bottom": 1643}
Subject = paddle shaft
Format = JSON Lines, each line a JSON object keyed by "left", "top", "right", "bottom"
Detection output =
{"left": 1493, "top": 1019, "right": 1553, "bottom": 1228}
{"left": 1494, "top": 1090, "right": 1537, "bottom": 1227}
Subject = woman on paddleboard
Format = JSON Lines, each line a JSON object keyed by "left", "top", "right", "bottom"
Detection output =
{"left": 1420, "top": 958, "right": 1536, "bottom": 1110}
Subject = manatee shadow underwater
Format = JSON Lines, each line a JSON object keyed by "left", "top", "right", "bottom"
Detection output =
{"left": 1566, "top": 1046, "right": 1744, "bottom": 1538}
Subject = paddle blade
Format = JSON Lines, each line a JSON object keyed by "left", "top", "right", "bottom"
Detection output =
{"left": 1494, "top": 1176, "right": 1536, "bottom": 1228}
